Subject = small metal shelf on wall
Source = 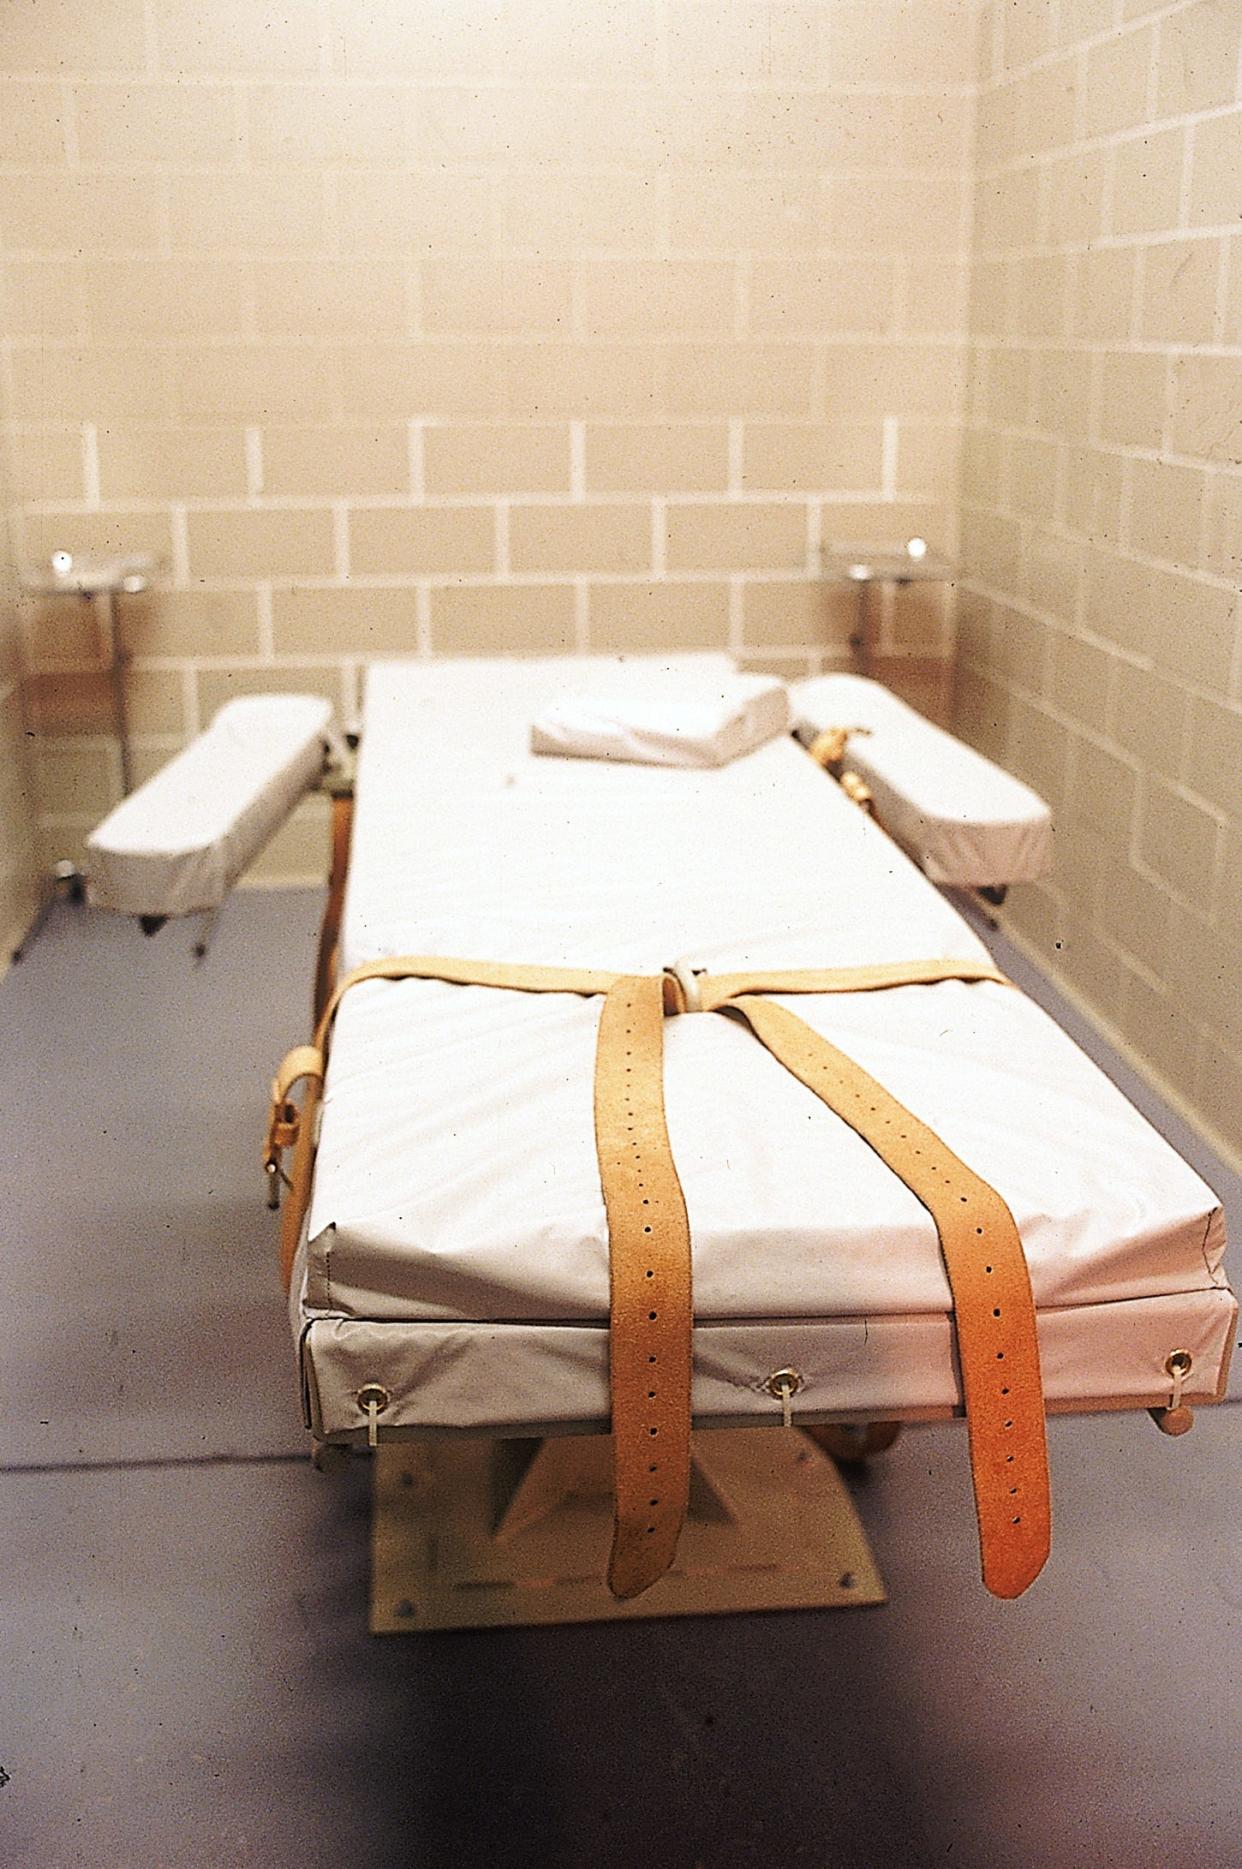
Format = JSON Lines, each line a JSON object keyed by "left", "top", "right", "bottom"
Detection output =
{"left": 22, "top": 550, "right": 159, "bottom": 800}
{"left": 822, "top": 538, "right": 955, "bottom": 678}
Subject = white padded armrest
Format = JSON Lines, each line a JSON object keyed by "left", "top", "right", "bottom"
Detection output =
{"left": 86, "top": 694, "right": 334, "bottom": 918}
{"left": 531, "top": 670, "right": 790, "bottom": 768}
{"left": 792, "top": 674, "right": 1053, "bottom": 888}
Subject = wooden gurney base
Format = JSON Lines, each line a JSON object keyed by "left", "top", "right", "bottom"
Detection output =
{"left": 370, "top": 1428, "right": 885, "bottom": 1634}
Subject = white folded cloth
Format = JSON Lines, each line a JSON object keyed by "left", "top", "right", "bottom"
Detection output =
{"left": 87, "top": 694, "right": 334, "bottom": 918}
{"left": 531, "top": 671, "right": 790, "bottom": 768}
{"left": 791, "top": 674, "right": 1053, "bottom": 887}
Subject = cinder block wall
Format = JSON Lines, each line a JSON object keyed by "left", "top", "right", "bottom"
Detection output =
{"left": 0, "top": 0, "right": 977, "bottom": 879}
{"left": 956, "top": 0, "right": 1242, "bottom": 1159}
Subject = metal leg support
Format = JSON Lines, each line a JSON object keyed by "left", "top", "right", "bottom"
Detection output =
{"left": 192, "top": 905, "right": 220, "bottom": 962}
{"left": 10, "top": 861, "right": 86, "bottom": 964}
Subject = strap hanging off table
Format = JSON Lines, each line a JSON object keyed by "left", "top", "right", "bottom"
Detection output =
{"left": 727, "top": 992, "right": 1050, "bottom": 1598}
{"left": 594, "top": 976, "right": 694, "bottom": 1599}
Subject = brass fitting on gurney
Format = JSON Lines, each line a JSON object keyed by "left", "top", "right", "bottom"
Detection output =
{"left": 839, "top": 770, "right": 875, "bottom": 814}
{"left": 264, "top": 1046, "right": 325, "bottom": 1211}
{"left": 802, "top": 723, "right": 871, "bottom": 775}
{"left": 1149, "top": 1350, "right": 1195, "bottom": 1437}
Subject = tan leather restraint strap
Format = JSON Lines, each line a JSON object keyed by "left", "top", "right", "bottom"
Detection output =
{"left": 595, "top": 977, "right": 693, "bottom": 1599}
{"left": 266, "top": 1046, "right": 327, "bottom": 1293}
{"left": 728, "top": 992, "right": 1050, "bottom": 1598}
{"left": 696, "top": 957, "right": 1010, "bottom": 1011}
{"left": 313, "top": 792, "right": 354, "bottom": 1026}
{"left": 313, "top": 954, "right": 620, "bottom": 1052}
{"left": 270, "top": 951, "right": 1047, "bottom": 1599}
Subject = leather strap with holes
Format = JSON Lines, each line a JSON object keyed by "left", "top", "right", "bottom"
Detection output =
{"left": 594, "top": 976, "right": 693, "bottom": 1599}
{"left": 728, "top": 993, "right": 1050, "bottom": 1598}
{"left": 268, "top": 951, "right": 1048, "bottom": 1600}
{"left": 313, "top": 792, "right": 355, "bottom": 1025}
{"left": 694, "top": 957, "right": 1009, "bottom": 1011}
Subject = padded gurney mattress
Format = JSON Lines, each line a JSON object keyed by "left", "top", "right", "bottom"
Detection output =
{"left": 292, "top": 657, "right": 1233, "bottom": 1442}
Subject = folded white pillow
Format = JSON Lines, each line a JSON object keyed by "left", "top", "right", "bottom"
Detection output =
{"left": 531, "top": 671, "right": 791, "bottom": 768}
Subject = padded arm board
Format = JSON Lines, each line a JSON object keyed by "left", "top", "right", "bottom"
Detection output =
{"left": 791, "top": 674, "right": 1053, "bottom": 887}
{"left": 86, "top": 694, "right": 334, "bottom": 918}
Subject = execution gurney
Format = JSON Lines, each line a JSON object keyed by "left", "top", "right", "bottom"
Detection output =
{"left": 89, "top": 655, "right": 1234, "bottom": 1627}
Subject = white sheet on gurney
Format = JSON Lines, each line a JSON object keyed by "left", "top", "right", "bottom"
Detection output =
{"left": 304, "top": 658, "right": 1225, "bottom": 1345}
{"left": 792, "top": 673, "right": 1053, "bottom": 887}
{"left": 86, "top": 694, "right": 333, "bottom": 918}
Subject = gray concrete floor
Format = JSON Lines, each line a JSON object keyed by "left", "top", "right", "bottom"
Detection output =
{"left": 1, "top": 890, "right": 1239, "bottom": 1869}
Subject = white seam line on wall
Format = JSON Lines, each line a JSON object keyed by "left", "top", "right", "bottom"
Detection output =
{"left": 881, "top": 417, "right": 899, "bottom": 499}
{"left": 962, "top": 559, "right": 1242, "bottom": 652}
{"left": 574, "top": 578, "right": 590, "bottom": 653}
{"left": 170, "top": 506, "right": 189, "bottom": 586}
{"left": 82, "top": 425, "right": 100, "bottom": 508}
{"left": 244, "top": 427, "right": 263, "bottom": 500}
{"left": 974, "top": 88, "right": 1242, "bottom": 161}
{"left": 569, "top": 421, "right": 586, "bottom": 500}
{"left": 257, "top": 584, "right": 274, "bottom": 661}
{"left": 0, "top": 70, "right": 986, "bottom": 97}
{"left": 91, "top": 567, "right": 874, "bottom": 595}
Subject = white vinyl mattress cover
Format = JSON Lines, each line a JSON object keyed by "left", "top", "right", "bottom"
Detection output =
{"left": 792, "top": 673, "right": 1054, "bottom": 887}
{"left": 86, "top": 694, "right": 333, "bottom": 917}
{"left": 292, "top": 657, "right": 1232, "bottom": 1435}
